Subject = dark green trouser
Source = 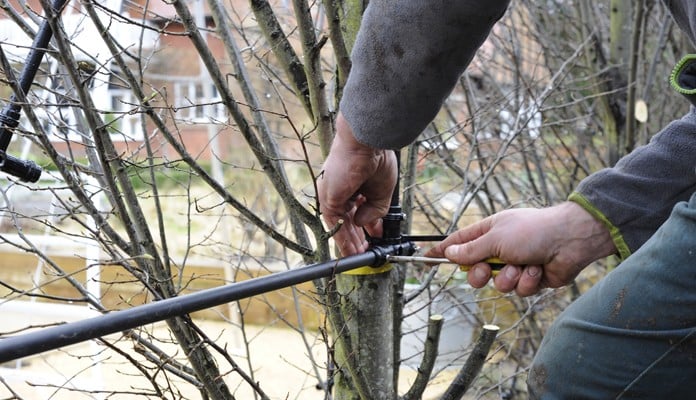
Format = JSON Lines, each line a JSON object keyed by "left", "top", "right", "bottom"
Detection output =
{"left": 528, "top": 191, "right": 696, "bottom": 399}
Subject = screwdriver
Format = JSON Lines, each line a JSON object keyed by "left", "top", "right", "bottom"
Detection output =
{"left": 386, "top": 256, "right": 507, "bottom": 275}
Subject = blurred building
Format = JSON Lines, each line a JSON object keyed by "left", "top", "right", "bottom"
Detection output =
{"left": 0, "top": 0, "right": 277, "bottom": 163}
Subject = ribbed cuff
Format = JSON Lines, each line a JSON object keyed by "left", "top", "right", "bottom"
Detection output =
{"left": 568, "top": 192, "right": 631, "bottom": 261}
{"left": 670, "top": 54, "right": 696, "bottom": 107}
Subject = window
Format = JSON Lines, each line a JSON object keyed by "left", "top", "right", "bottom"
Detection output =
{"left": 107, "top": 89, "right": 143, "bottom": 141}
{"left": 174, "top": 80, "right": 226, "bottom": 123}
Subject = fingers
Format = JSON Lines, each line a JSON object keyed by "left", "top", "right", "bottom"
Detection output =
{"left": 323, "top": 204, "right": 372, "bottom": 256}
{"left": 468, "top": 263, "right": 544, "bottom": 297}
{"left": 491, "top": 264, "right": 543, "bottom": 297}
{"left": 427, "top": 210, "right": 550, "bottom": 296}
{"left": 332, "top": 224, "right": 369, "bottom": 255}
{"left": 514, "top": 265, "right": 543, "bottom": 296}
{"left": 319, "top": 189, "right": 387, "bottom": 256}
{"left": 354, "top": 202, "right": 389, "bottom": 231}
{"left": 320, "top": 200, "right": 385, "bottom": 256}
{"left": 493, "top": 265, "right": 521, "bottom": 293}
{"left": 467, "top": 263, "right": 494, "bottom": 288}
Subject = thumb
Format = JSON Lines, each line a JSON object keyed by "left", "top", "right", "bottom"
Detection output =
{"left": 363, "top": 217, "right": 384, "bottom": 239}
{"left": 353, "top": 202, "right": 389, "bottom": 228}
{"left": 443, "top": 237, "right": 496, "bottom": 265}
{"left": 440, "top": 219, "right": 498, "bottom": 264}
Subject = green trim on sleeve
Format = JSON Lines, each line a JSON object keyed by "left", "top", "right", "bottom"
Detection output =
{"left": 670, "top": 54, "right": 696, "bottom": 107}
{"left": 568, "top": 192, "right": 632, "bottom": 261}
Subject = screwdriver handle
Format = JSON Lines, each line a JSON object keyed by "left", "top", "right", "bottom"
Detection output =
{"left": 385, "top": 255, "right": 508, "bottom": 276}
{"left": 458, "top": 257, "right": 507, "bottom": 276}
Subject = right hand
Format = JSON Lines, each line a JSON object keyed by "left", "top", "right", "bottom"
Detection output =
{"left": 318, "top": 113, "right": 398, "bottom": 256}
{"left": 424, "top": 202, "right": 617, "bottom": 296}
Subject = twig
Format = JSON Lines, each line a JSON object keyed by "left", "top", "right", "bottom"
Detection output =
{"left": 401, "top": 315, "right": 444, "bottom": 400}
{"left": 440, "top": 324, "right": 500, "bottom": 400}
{"left": 320, "top": 218, "right": 344, "bottom": 241}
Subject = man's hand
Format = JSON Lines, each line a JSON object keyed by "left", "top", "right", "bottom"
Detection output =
{"left": 425, "top": 202, "right": 617, "bottom": 296}
{"left": 318, "top": 113, "right": 397, "bottom": 256}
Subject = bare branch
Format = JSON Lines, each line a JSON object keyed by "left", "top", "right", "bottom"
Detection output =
{"left": 440, "top": 324, "right": 500, "bottom": 400}
{"left": 249, "top": 0, "right": 313, "bottom": 116}
{"left": 401, "top": 314, "right": 444, "bottom": 400}
{"left": 291, "top": 0, "right": 333, "bottom": 156}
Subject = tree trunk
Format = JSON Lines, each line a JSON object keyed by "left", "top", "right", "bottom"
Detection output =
{"left": 608, "top": 0, "right": 631, "bottom": 164}
{"left": 333, "top": 271, "right": 396, "bottom": 399}
{"left": 328, "top": 2, "right": 397, "bottom": 399}
{"left": 579, "top": 1, "right": 631, "bottom": 166}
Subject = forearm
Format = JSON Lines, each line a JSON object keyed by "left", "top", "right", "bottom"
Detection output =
{"left": 341, "top": 0, "right": 510, "bottom": 149}
{"left": 571, "top": 109, "right": 696, "bottom": 257}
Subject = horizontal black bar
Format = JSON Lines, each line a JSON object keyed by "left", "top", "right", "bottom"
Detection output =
{"left": 0, "top": 243, "right": 415, "bottom": 363}
{"left": 402, "top": 234, "right": 448, "bottom": 242}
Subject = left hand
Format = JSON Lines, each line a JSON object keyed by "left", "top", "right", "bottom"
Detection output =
{"left": 318, "top": 113, "right": 397, "bottom": 255}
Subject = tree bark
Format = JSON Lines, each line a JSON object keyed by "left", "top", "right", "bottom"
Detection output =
{"left": 334, "top": 271, "right": 396, "bottom": 399}
{"left": 324, "top": 2, "right": 399, "bottom": 399}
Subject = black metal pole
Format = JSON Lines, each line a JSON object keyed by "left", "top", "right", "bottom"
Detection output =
{"left": 0, "top": 243, "right": 415, "bottom": 363}
{"left": 380, "top": 150, "right": 404, "bottom": 242}
{"left": 0, "top": 0, "right": 69, "bottom": 181}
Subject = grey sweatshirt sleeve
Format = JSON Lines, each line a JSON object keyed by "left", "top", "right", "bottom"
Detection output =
{"left": 571, "top": 109, "right": 696, "bottom": 257}
{"left": 340, "top": 0, "right": 510, "bottom": 149}
{"left": 663, "top": 0, "right": 696, "bottom": 45}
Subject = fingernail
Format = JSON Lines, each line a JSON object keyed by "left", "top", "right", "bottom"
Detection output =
{"left": 444, "top": 245, "right": 460, "bottom": 259}
{"left": 527, "top": 265, "right": 541, "bottom": 277}
{"left": 473, "top": 266, "right": 488, "bottom": 281}
{"left": 505, "top": 266, "right": 520, "bottom": 279}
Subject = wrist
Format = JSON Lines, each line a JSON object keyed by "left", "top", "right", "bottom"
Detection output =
{"left": 567, "top": 192, "right": 631, "bottom": 260}
{"left": 335, "top": 113, "right": 383, "bottom": 157}
{"left": 553, "top": 201, "right": 617, "bottom": 266}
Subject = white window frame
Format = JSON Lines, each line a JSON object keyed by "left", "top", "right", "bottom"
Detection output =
{"left": 173, "top": 80, "right": 226, "bottom": 123}
{"left": 106, "top": 89, "right": 144, "bottom": 141}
